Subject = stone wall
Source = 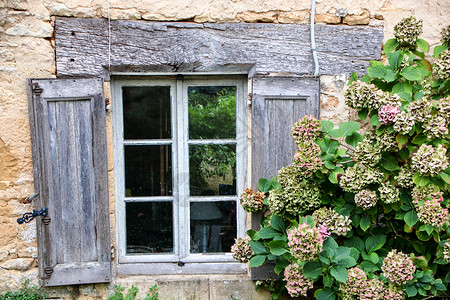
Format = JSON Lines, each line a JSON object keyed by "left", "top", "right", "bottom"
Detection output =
{"left": 0, "top": 0, "right": 448, "bottom": 298}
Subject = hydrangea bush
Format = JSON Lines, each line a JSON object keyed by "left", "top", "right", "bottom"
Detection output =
{"left": 233, "top": 16, "right": 450, "bottom": 299}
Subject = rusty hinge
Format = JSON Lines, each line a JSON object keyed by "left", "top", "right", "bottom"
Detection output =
{"left": 31, "top": 82, "right": 43, "bottom": 95}
{"left": 44, "top": 267, "right": 53, "bottom": 278}
{"left": 248, "top": 93, "right": 252, "bottom": 106}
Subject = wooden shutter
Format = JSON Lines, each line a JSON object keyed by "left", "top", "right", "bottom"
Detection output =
{"left": 27, "top": 78, "right": 111, "bottom": 286}
{"left": 250, "top": 76, "right": 320, "bottom": 280}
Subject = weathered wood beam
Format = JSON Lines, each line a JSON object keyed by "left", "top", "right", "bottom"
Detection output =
{"left": 55, "top": 17, "right": 383, "bottom": 79}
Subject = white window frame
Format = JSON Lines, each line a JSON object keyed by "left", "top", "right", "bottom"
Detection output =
{"left": 112, "top": 75, "right": 248, "bottom": 274}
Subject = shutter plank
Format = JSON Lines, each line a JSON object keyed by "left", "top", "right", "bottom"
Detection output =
{"left": 27, "top": 78, "right": 111, "bottom": 286}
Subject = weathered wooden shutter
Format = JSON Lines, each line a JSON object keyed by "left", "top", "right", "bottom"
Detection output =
{"left": 27, "top": 78, "right": 111, "bottom": 286}
{"left": 250, "top": 76, "right": 320, "bottom": 280}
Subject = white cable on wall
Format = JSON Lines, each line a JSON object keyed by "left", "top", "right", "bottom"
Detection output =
{"left": 310, "top": 0, "right": 320, "bottom": 76}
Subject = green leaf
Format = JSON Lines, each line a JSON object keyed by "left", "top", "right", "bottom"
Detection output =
{"left": 360, "top": 260, "right": 379, "bottom": 272}
{"left": 333, "top": 247, "right": 351, "bottom": 263}
{"left": 404, "top": 210, "right": 419, "bottom": 227}
{"left": 360, "top": 75, "right": 371, "bottom": 83}
{"left": 360, "top": 215, "right": 371, "bottom": 232}
{"left": 339, "top": 121, "right": 360, "bottom": 137}
{"left": 345, "top": 132, "right": 363, "bottom": 148}
{"left": 270, "top": 214, "right": 286, "bottom": 232}
{"left": 321, "top": 120, "right": 334, "bottom": 133}
{"left": 384, "top": 38, "right": 399, "bottom": 53}
{"left": 434, "top": 45, "right": 448, "bottom": 58}
{"left": 406, "top": 285, "right": 418, "bottom": 297}
{"left": 258, "top": 178, "right": 271, "bottom": 193}
{"left": 247, "top": 229, "right": 257, "bottom": 239}
{"left": 368, "top": 65, "right": 387, "bottom": 78}
{"left": 380, "top": 153, "right": 401, "bottom": 171}
{"left": 370, "top": 114, "right": 380, "bottom": 127}
{"left": 258, "top": 227, "right": 279, "bottom": 239}
{"left": 358, "top": 108, "right": 369, "bottom": 122}
{"left": 330, "top": 266, "right": 348, "bottom": 283}
{"left": 413, "top": 256, "right": 428, "bottom": 270}
{"left": 365, "top": 234, "right": 387, "bottom": 253}
{"left": 369, "top": 252, "right": 379, "bottom": 264}
{"left": 416, "top": 230, "right": 432, "bottom": 241}
{"left": 396, "top": 134, "right": 408, "bottom": 150}
{"left": 249, "top": 241, "right": 267, "bottom": 254}
{"left": 389, "top": 51, "right": 403, "bottom": 70}
{"left": 329, "top": 167, "right": 344, "bottom": 184}
{"left": 328, "top": 129, "right": 343, "bottom": 139}
{"left": 316, "top": 289, "right": 336, "bottom": 300}
{"left": 323, "top": 274, "right": 334, "bottom": 288}
{"left": 400, "top": 66, "right": 423, "bottom": 81}
{"left": 344, "top": 236, "right": 365, "bottom": 251}
{"left": 412, "top": 134, "right": 427, "bottom": 145}
{"left": 337, "top": 257, "right": 357, "bottom": 268}
{"left": 249, "top": 255, "right": 266, "bottom": 267}
{"left": 268, "top": 240, "right": 289, "bottom": 256}
{"left": 416, "top": 39, "right": 429, "bottom": 52}
{"left": 348, "top": 72, "right": 358, "bottom": 85}
{"left": 413, "top": 172, "right": 430, "bottom": 187}
{"left": 303, "top": 261, "right": 323, "bottom": 279}
{"left": 323, "top": 237, "right": 339, "bottom": 256}
{"left": 439, "top": 172, "right": 450, "bottom": 184}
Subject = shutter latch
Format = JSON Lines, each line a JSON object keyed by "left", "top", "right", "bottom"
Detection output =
{"left": 17, "top": 208, "right": 48, "bottom": 224}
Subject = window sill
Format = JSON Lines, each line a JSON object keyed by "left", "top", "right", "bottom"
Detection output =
{"left": 116, "top": 262, "right": 247, "bottom": 276}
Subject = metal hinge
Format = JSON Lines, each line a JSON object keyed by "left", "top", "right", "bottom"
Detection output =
{"left": 44, "top": 266, "right": 53, "bottom": 278}
{"left": 31, "top": 82, "right": 43, "bottom": 95}
{"left": 17, "top": 208, "right": 48, "bottom": 224}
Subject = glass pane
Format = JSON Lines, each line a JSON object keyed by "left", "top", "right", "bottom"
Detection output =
{"left": 125, "top": 145, "right": 172, "bottom": 196}
{"left": 188, "top": 86, "right": 236, "bottom": 139}
{"left": 190, "top": 201, "right": 237, "bottom": 253}
{"left": 189, "top": 144, "right": 236, "bottom": 196}
{"left": 123, "top": 86, "right": 171, "bottom": 139}
{"left": 126, "top": 202, "right": 173, "bottom": 254}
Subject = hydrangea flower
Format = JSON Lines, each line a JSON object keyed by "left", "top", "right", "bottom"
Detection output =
{"left": 393, "top": 111, "right": 415, "bottom": 135}
{"left": 283, "top": 263, "right": 314, "bottom": 297}
{"left": 268, "top": 181, "right": 321, "bottom": 216}
{"left": 231, "top": 236, "right": 253, "bottom": 263}
{"left": 395, "top": 165, "right": 415, "bottom": 188}
{"left": 379, "top": 104, "right": 401, "bottom": 124}
{"left": 411, "top": 185, "right": 443, "bottom": 207}
{"left": 339, "top": 267, "right": 367, "bottom": 299}
{"left": 361, "top": 278, "right": 384, "bottom": 300}
{"left": 409, "top": 98, "right": 432, "bottom": 123}
{"left": 354, "top": 189, "right": 378, "bottom": 210}
{"left": 287, "top": 223, "right": 323, "bottom": 261}
{"left": 441, "top": 25, "right": 450, "bottom": 47}
{"left": 291, "top": 115, "right": 323, "bottom": 145}
{"left": 382, "top": 250, "right": 416, "bottom": 285}
{"left": 340, "top": 165, "right": 384, "bottom": 192}
{"left": 312, "top": 207, "right": 352, "bottom": 236}
{"left": 377, "top": 131, "right": 398, "bottom": 151}
{"left": 423, "top": 115, "right": 448, "bottom": 139}
{"left": 378, "top": 181, "right": 400, "bottom": 204}
{"left": 394, "top": 16, "right": 423, "bottom": 48}
{"left": 344, "top": 80, "right": 377, "bottom": 109}
{"left": 319, "top": 225, "right": 331, "bottom": 239}
{"left": 383, "top": 284, "right": 405, "bottom": 300}
{"left": 293, "top": 141, "right": 324, "bottom": 177}
{"left": 370, "top": 90, "right": 401, "bottom": 110}
{"left": 437, "top": 96, "right": 450, "bottom": 122}
{"left": 412, "top": 144, "right": 449, "bottom": 176}
{"left": 433, "top": 49, "right": 450, "bottom": 82}
{"left": 443, "top": 242, "right": 450, "bottom": 263}
{"left": 353, "top": 138, "right": 382, "bottom": 166}
{"left": 240, "top": 188, "right": 265, "bottom": 212}
{"left": 417, "top": 198, "right": 449, "bottom": 228}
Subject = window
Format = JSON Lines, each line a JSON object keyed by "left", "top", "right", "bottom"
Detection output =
{"left": 112, "top": 76, "right": 248, "bottom": 271}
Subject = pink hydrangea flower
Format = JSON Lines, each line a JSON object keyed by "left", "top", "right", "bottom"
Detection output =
{"left": 378, "top": 104, "right": 401, "bottom": 124}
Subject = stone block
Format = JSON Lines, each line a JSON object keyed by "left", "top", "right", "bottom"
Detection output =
{"left": 5, "top": 0, "right": 27, "bottom": 10}
{"left": 0, "top": 138, "right": 18, "bottom": 182}
{"left": 278, "top": 10, "right": 309, "bottom": 24}
{"left": 5, "top": 19, "right": 53, "bottom": 38}
{"left": 315, "top": 13, "right": 341, "bottom": 24}
{"left": 343, "top": 9, "right": 370, "bottom": 25}
{"left": 1, "top": 258, "right": 34, "bottom": 271}
{"left": 0, "top": 223, "right": 17, "bottom": 245}
{"left": 194, "top": 12, "right": 215, "bottom": 23}
{"left": 47, "top": 2, "right": 97, "bottom": 18}
{"left": 236, "top": 11, "right": 278, "bottom": 23}
{"left": 0, "top": 251, "right": 8, "bottom": 262}
{"left": 102, "top": 8, "right": 141, "bottom": 20}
